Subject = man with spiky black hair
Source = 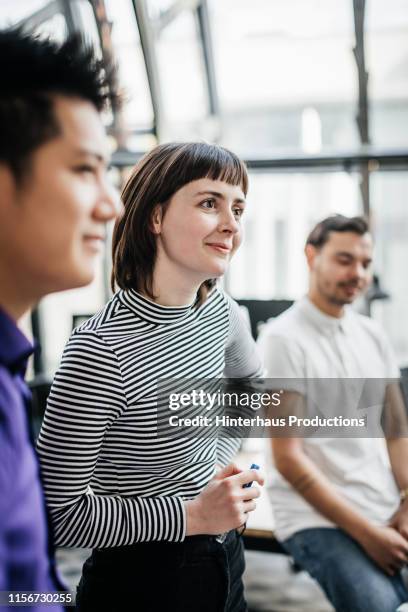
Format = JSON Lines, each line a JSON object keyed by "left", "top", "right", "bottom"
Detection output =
{"left": 0, "top": 27, "right": 121, "bottom": 607}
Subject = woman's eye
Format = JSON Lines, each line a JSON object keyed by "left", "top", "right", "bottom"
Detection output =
{"left": 201, "top": 199, "right": 216, "bottom": 209}
{"left": 233, "top": 207, "right": 244, "bottom": 218}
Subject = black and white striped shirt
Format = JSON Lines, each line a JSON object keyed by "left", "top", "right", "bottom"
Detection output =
{"left": 37, "top": 287, "right": 262, "bottom": 547}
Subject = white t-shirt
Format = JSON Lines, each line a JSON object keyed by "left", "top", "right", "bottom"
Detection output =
{"left": 257, "top": 296, "right": 401, "bottom": 541}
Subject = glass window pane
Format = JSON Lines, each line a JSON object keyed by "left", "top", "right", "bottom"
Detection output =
{"left": 227, "top": 171, "right": 361, "bottom": 299}
{"left": 0, "top": 0, "right": 50, "bottom": 26}
{"left": 156, "top": 10, "right": 208, "bottom": 135}
{"left": 0, "top": 0, "right": 67, "bottom": 41}
{"left": 75, "top": 0, "right": 100, "bottom": 48}
{"left": 105, "top": 0, "right": 154, "bottom": 132}
{"left": 34, "top": 13, "right": 67, "bottom": 43}
{"left": 366, "top": 0, "right": 408, "bottom": 147}
{"left": 146, "top": 0, "right": 176, "bottom": 20}
{"left": 209, "top": 0, "right": 359, "bottom": 155}
{"left": 370, "top": 172, "right": 408, "bottom": 365}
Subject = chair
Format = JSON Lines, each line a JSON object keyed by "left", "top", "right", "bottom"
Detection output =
{"left": 235, "top": 299, "right": 293, "bottom": 339}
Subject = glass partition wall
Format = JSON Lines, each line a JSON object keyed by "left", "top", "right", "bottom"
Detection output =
{"left": 1, "top": 0, "right": 408, "bottom": 372}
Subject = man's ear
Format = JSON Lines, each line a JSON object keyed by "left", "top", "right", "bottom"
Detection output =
{"left": 0, "top": 164, "right": 18, "bottom": 212}
{"left": 150, "top": 205, "right": 162, "bottom": 235}
{"left": 305, "top": 244, "right": 318, "bottom": 270}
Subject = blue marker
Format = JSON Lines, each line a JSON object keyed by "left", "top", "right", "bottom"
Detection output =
{"left": 243, "top": 463, "right": 260, "bottom": 488}
{"left": 215, "top": 463, "right": 261, "bottom": 543}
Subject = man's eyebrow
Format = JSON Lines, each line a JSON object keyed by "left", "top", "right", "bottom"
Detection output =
{"left": 335, "top": 251, "right": 372, "bottom": 263}
{"left": 73, "top": 147, "right": 109, "bottom": 164}
{"left": 195, "top": 190, "right": 246, "bottom": 204}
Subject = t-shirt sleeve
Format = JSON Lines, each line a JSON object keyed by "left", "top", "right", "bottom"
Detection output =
{"left": 37, "top": 330, "right": 186, "bottom": 548}
{"left": 223, "top": 295, "right": 264, "bottom": 378}
{"left": 257, "top": 328, "right": 307, "bottom": 395}
{"left": 361, "top": 316, "right": 400, "bottom": 379}
{"left": 257, "top": 328, "right": 305, "bottom": 378}
{"left": 378, "top": 328, "right": 400, "bottom": 379}
{"left": 217, "top": 296, "right": 263, "bottom": 465}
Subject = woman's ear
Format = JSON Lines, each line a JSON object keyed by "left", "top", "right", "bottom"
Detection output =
{"left": 150, "top": 205, "right": 162, "bottom": 235}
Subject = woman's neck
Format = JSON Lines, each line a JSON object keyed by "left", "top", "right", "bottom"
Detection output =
{"left": 150, "top": 259, "right": 201, "bottom": 307}
{"left": 150, "top": 284, "right": 198, "bottom": 307}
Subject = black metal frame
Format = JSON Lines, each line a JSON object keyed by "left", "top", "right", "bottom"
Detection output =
{"left": 130, "top": 0, "right": 219, "bottom": 140}
{"left": 353, "top": 0, "right": 371, "bottom": 216}
{"left": 12, "top": 0, "right": 408, "bottom": 376}
{"left": 131, "top": 0, "right": 163, "bottom": 139}
{"left": 111, "top": 146, "right": 408, "bottom": 172}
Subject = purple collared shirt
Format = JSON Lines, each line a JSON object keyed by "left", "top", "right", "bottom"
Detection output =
{"left": 0, "top": 307, "right": 63, "bottom": 611}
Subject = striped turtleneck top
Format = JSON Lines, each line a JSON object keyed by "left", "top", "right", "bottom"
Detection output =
{"left": 37, "top": 287, "right": 263, "bottom": 548}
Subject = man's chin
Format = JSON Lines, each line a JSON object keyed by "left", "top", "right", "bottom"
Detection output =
{"left": 337, "top": 294, "right": 359, "bottom": 306}
{"left": 63, "top": 262, "right": 96, "bottom": 290}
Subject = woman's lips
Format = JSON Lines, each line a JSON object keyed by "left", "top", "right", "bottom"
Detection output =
{"left": 206, "top": 243, "right": 231, "bottom": 254}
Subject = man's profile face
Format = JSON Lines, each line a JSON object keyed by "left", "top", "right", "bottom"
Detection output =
{"left": 0, "top": 95, "right": 121, "bottom": 299}
{"left": 308, "top": 231, "right": 373, "bottom": 306}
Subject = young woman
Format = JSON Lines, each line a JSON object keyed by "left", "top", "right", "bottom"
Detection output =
{"left": 37, "top": 142, "right": 264, "bottom": 611}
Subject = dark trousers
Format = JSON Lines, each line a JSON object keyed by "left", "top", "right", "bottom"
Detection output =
{"left": 75, "top": 530, "right": 247, "bottom": 612}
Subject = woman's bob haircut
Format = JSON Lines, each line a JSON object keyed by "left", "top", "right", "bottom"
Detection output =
{"left": 111, "top": 141, "right": 248, "bottom": 304}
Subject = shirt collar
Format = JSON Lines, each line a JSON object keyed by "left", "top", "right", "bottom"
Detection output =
{"left": 299, "top": 296, "right": 351, "bottom": 335}
{"left": 117, "top": 289, "right": 198, "bottom": 325}
{"left": 0, "top": 307, "right": 34, "bottom": 374}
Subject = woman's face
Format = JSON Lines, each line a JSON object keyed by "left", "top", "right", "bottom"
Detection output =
{"left": 152, "top": 177, "right": 246, "bottom": 284}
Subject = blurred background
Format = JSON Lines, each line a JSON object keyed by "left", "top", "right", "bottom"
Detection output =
{"left": 1, "top": 0, "right": 408, "bottom": 378}
{"left": 1, "top": 3, "right": 408, "bottom": 609}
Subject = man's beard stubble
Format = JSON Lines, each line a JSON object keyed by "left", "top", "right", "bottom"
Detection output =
{"left": 317, "top": 278, "right": 361, "bottom": 307}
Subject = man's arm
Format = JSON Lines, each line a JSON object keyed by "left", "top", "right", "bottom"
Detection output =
{"left": 262, "top": 333, "right": 373, "bottom": 538}
{"left": 384, "top": 382, "right": 408, "bottom": 538}
{"left": 272, "top": 392, "right": 373, "bottom": 539}
{"left": 271, "top": 391, "right": 408, "bottom": 575}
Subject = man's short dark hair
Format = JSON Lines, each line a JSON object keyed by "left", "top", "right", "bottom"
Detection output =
{"left": 306, "top": 215, "right": 369, "bottom": 248}
{"left": 0, "top": 27, "right": 119, "bottom": 181}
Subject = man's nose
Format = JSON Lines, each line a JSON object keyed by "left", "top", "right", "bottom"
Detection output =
{"left": 97, "top": 178, "right": 123, "bottom": 221}
{"left": 352, "top": 262, "right": 367, "bottom": 281}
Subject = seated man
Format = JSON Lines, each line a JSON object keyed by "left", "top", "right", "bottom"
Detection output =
{"left": 258, "top": 215, "right": 408, "bottom": 612}
{"left": 0, "top": 27, "right": 121, "bottom": 607}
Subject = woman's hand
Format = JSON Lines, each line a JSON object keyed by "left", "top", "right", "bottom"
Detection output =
{"left": 185, "top": 463, "right": 264, "bottom": 536}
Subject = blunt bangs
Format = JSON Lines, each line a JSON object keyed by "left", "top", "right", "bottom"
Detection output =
{"left": 154, "top": 142, "right": 248, "bottom": 203}
{"left": 112, "top": 141, "right": 248, "bottom": 303}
